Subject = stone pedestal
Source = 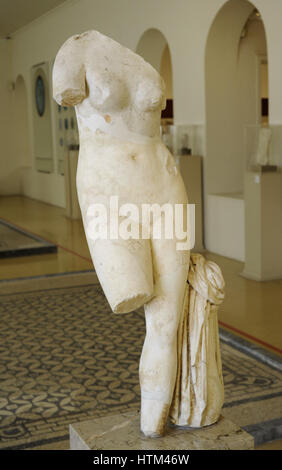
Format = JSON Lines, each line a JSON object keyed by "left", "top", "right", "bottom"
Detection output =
{"left": 243, "top": 170, "right": 282, "bottom": 280}
{"left": 69, "top": 411, "right": 254, "bottom": 450}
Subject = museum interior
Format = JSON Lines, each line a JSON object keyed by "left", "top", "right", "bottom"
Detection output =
{"left": 0, "top": 0, "right": 281, "bottom": 451}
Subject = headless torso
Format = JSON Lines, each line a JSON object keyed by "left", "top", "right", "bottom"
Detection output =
{"left": 53, "top": 30, "right": 190, "bottom": 436}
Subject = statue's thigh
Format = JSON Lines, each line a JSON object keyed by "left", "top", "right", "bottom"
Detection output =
{"left": 88, "top": 237, "right": 154, "bottom": 314}
{"left": 144, "top": 238, "right": 189, "bottom": 337}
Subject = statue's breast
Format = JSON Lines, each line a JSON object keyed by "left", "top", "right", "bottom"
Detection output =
{"left": 84, "top": 47, "right": 165, "bottom": 115}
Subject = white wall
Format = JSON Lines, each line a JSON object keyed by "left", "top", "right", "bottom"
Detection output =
{"left": 205, "top": 1, "right": 268, "bottom": 259}
{"left": 206, "top": 194, "right": 245, "bottom": 261}
{"left": 8, "top": 0, "right": 230, "bottom": 206}
{"left": 206, "top": 2, "right": 267, "bottom": 197}
{"left": 206, "top": 0, "right": 253, "bottom": 196}
{"left": 13, "top": 75, "right": 32, "bottom": 169}
{"left": 1, "top": 0, "right": 282, "bottom": 232}
{"left": 0, "top": 39, "right": 18, "bottom": 195}
{"left": 136, "top": 28, "right": 168, "bottom": 73}
{"left": 160, "top": 45, "right": 173, "bottom": 100}
{"left": 238, "top": 17, "right": 268, "bottom": 123}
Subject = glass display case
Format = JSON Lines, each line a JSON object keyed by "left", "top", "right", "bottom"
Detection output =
{"left": 160, "top": 123, "right": 175, "bottom": 154}
{"left": 55, "top": 103, "right": 79, "bottom": 175}
{"left": 160, "top": 124, "right": 203, "bottom": 156}
{"left": 245, "top": 124, "right": 282, "bottom": 172}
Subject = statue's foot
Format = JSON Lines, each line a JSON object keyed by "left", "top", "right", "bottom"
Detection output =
{"left": 142, "top": 429, "right": 162, "bottom": 438}
{"left": 140, "top": 398, "right": 170, "bottom": 438}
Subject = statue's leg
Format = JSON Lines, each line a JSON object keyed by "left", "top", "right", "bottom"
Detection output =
{"left": 139, "top": 238, "right": 189, "bottom": 437}
{"left": 86, "top": 236, "right": 154, "bottom": 313}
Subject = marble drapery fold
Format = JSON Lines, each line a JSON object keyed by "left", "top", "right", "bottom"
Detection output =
{"left": 170, "top": 253, "right": 225, "bottom": 428}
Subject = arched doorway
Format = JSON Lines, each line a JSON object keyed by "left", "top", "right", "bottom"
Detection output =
{"left": 14, "top": 75, "right": 31, "bottom": 170}
{"left": 136, "top": 28, "right": 174, "bottom": 126}
{"left": 205, "top": 0, "right": 268, "bottom": 262}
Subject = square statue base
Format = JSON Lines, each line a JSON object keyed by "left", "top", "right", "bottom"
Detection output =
{"left": 69, "top": 411, "right": 254, "bottom": 450}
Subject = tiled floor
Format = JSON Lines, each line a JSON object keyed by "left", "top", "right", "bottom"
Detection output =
{"left": 0, "top": 195, "right": 281, "bottom": 451}
{"left": 0, "top": 219, "right": 57, "bottom": 257}
{"left": 206, "top": 252, "right": 282, "bottom": 355}
{"left": 0, "top": 196, "right": 92, "bottom": 279}
{"left": 0, "top": 282, "right": 281, "bottom": 450}
{"left": 0, "top": 195, "right": 281, "bottom": 356}
{"left": 31, "top": 438, "right": 282, "bottom": 450}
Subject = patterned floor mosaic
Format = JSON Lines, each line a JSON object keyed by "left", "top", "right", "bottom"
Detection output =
{"left": 0, "top": 284, "right": 281, "bottom": 449}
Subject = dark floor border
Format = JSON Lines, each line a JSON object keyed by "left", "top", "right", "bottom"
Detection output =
{"left": 3, "top": 417, "right": 282, "bottom": 450}
{"left": 0, "top": 275, "right": 281, "bottom": 373}
{"left": 219, "top": 328, "right": 282, "bottom": 372}
{"left": 0, "top": 219, "right": 57, "bottom": 258}
{"left": 0, "top": 246, "right": 57, "bottom": 259}
{"left": 223, "top": 391, "right": 282, "bottom": 408}
{"left": 0, "top": 218, "right": 54, "bottom": 246}
{"left": 0, "top": 434, "right": 69, "bottom": 450}
{"left": 0, "top": 270, "right": 95, "bottom": 284}
{"left": 243, "top": 417, "right": 282, "bottom": 447}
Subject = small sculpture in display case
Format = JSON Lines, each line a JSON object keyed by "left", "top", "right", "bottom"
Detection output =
{"left": 255, "top": 127, "right": 272, "bottom": 166}
{"left": 255, "top": 127, "right": 277, "bottom": 171}
{"left": 180, "top": 132, "right": 191, "bottom": 155}
{"left": 161, "top": 124, "right": 174, "bottom": 154}
{"left": 246, "top": 125, "right": 282, "bottom": 172}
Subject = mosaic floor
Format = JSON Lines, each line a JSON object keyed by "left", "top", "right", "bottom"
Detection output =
{"left": 0, "top": 283, "right": 281, "bottom": 450}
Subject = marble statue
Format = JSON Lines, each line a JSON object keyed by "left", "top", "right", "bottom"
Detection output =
{"left": 255, "top": 127, "right": 272, "bottom": 166}
{"left": 53, "top": 30, "right": 225, "bottom": 438}
{"left": 170, "top": 253, "right": 225, "bottom": 427}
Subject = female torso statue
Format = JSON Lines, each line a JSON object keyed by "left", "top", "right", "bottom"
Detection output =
{"left": 53, "top": 30, "right": 190, "bottom": 437}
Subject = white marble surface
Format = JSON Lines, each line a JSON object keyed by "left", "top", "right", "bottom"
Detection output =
{"left": 53, "top": 30, "right": 189, "bottom": 437}
{"left": 53, "top": 30, "right": 225, "bottom": 438}
{"left": 69, "top": 411, "right": 254, "bottom": 450}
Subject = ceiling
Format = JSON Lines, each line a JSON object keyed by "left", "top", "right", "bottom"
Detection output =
{"left": 0, "top": 0, "right": 67, "bottom": 38}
